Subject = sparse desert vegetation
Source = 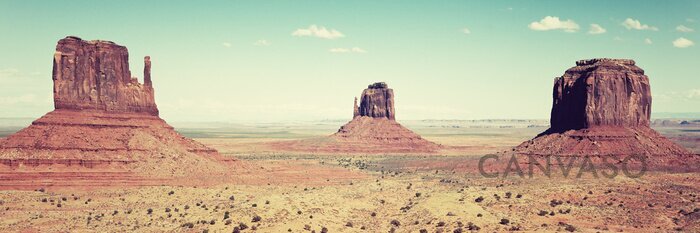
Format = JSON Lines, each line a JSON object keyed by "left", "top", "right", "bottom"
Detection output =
{"left": 1, "top": 122, "right": 699, "bottom": 231}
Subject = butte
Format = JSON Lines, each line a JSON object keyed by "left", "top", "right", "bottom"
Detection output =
{"left": 272, "top": 82, "right": 440, "bottom": 154}
{"left": 0, "top": 36, "right": 240, "bottom": 188}
{"left": 512, "top": 58, "right": 699, "bottom": 169}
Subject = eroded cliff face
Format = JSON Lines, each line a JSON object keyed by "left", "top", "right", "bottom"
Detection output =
{"left": 52, "top": 36, "right": 158, "bottom": 115}
{"left": 549, "top": 58, "right": 651, "bottom": 132}
{"left": 357, "top": 82, "right": 395, "bottom": 120}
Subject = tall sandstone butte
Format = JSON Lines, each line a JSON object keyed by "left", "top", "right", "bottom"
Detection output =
{"left": 549, "top": 58, "right": 651, "bottom": 132}
{"left": 355, "top": 82, "right": 396, "bottom": 120}
{"left": 0, "top": 36, "right": 237, "bottom": 188}
{"left": 53, "top": 36, "right": 158, "bottom": 115}
{"left": 275, "top": 82, "right": 438, "bottom": 153}
{"left": 514, "top": 59, "right": 694, "bottom": 163}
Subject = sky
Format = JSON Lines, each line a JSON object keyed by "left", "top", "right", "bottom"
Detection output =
{"left": 0, "top": 1, "right": 698, "bottom": 122}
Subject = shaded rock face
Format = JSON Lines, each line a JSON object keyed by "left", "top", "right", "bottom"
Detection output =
{"left": 356, "top": 82, "right": 395, "bottom": 120}
{"left": 53, "top": 36, "right": 158, "bottom": 115}
{"left": 549, "top": 58, "right": 651, "bottom": 132}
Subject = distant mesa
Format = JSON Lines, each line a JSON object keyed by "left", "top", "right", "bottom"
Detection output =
{"left": 272, "top": 82, "right": 440, "bottom": 154}
{"left": 513, "top": 58, "right": 697, "bottom": 168}
{"left": 0, "top": 36, "right": 240, "bottom": 188}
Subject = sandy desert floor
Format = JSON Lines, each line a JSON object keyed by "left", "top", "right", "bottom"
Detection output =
{"left": 0, "top": 120, "right": 699, "bottom": 232}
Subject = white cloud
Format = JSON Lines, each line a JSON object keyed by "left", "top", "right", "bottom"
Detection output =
{"left": 688, "top": 18, "right": 696, "bottom": 23}
{"left": 222, "top": 42, "right": 232, "bottom": 48}
{"left": 621, "top": 18, "right": 658, "bottom": 31}
{"left": 352, "top": 47, "right": 367, "bottom": 53}
{"left": 0, "top": 68, "right": 20, "bottom": 80}
{"left": 528, "top": 16, "right": 580, "bottom": 32}
{"left": 644, "top": 38, "right": 653, "bottom": 44}
{"left": 329, "top": 48, "right": 349, "bottom": 53}
{"left": 588, "top": 24, "right": 606, "bottom": 34}
{"left": 292, "top": 25, "right": 345, "bottom": 39}
{"left": 462, "top": 28, "right": 471, "bottom": 34}
{"left": 655, "top": 89, "right": 700, "bottom": 101}
{"left": 613, "top": 36, "right": 623, "bottom": 41}
{"left": 253, "top": 39, "right": 270, "bottom": 46}
{"left": 0, "top": 68, "right": 42, "bottom": 82}
{"left": 0, "top": 94, "right": 37, "bottom": 105}
{"left": 673, "top": 37, "right": 694, "bottom": 48}
{"left": 329, "top": 47, "right": 367, "bottom": 53}
{"left": 653, "top": 89, "right": 700, "bottom": 104}
{"left": 688, "top": 89, "right": 700, "bottom": 99}
{"left": 676, "top": 25, "right": 694, "bottom": 32}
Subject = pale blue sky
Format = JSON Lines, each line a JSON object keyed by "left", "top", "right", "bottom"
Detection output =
{"left": 0, "top": 1, "right": 698, "bottom": 122}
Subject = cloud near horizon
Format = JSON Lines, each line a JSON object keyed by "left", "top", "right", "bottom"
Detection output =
{"left": 292, "top": 25, "right": 345, "bottom": 39}
{"left": 688, "top": 89, "right": 700, "bottom": 99}
{"left": 0, "top": 94, "right": 39, "bottom": 105}
{"left": 0, "top": 68, "right": 42, "bottom": 81}
{"left": 0, "top": 68, "right": 20, "bottom": 80}
{"left": 528, "top": 16, "right": 580, "bottom": 32}
{"left": 621, "top": 18, "right": 658, "bottom": 31}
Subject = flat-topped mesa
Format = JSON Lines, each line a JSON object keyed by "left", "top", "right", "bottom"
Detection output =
{"left": 357, "top": 82, "right": 395, "bottom": 120}
{"left": 549, "top": 58, "right": 651, "bottom": 132}
{"left": 512, "top": 58, "right": 694, "bottom": 159}
{"left": 52, "top": 36, "right": 158, "bottom": 115}
{"left": 575, "top": 58, "right": 636, "bottom": 66}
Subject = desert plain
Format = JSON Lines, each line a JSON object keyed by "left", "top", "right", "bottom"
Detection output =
{"left": 1, "top": 119, "right": 698, "bottom": 232}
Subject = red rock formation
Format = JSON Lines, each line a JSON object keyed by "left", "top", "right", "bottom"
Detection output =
{"left": 514, "top": 59, "right": 695, "bottom": 161}
{"left": 549, "top": 58, "right": 651, "bottom": 132}
{"left": 271, "top": 82, "right": 439, "bottom": 154}
{"left": 0, "top": 36, "right": 239, "bottom": 188}
{"left": 52, "top": 36, "right": 158, "bottom": 115}
{"left": 357, "top": 82, "right": 395, "bottom": 120}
